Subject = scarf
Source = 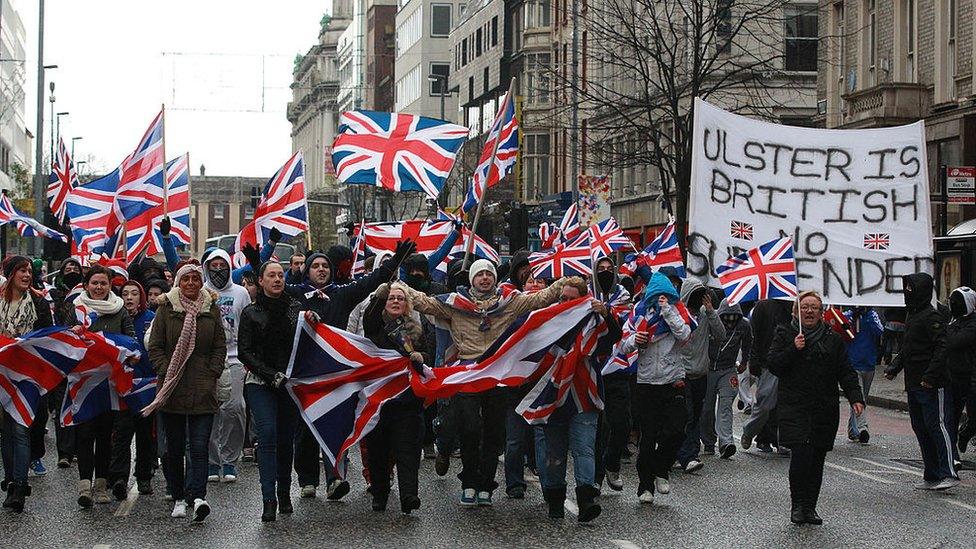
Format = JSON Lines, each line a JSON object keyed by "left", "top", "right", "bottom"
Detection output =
{"left": 792, "top": 318, "right": 828, "bottom": 349}
{"left": 0, "top": 292, "right": 37, "bottom": 337}
{"left": 75, "top": 290, "right": 124, "bottom": 327}
{"left": 143, "top": 289, "right": 205, "bottom": 415}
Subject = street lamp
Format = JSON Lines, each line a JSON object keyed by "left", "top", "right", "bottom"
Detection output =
{"left": 56, "top": 111, "right": 69, "bottom": 152}
{"left": 427, "top": 73, "right": 459, "bottom": 122}
{"left": 48, "top": 82, "right": 56, "bottom": 165}
{"left": 71, "top": 136, "right": 83, "bottom": 158}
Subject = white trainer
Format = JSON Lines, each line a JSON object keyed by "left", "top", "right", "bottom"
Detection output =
{"left": 638, "top": 490, "right": 654, "bottom": 504}
{"left": 654, "top": 477, "right": 671, "bottom": 495}
{"left": 192, "top": 498, "right": 211, "bottom": 522}
{"left": 171, "top": 501, "right": 187, "bottom": 518}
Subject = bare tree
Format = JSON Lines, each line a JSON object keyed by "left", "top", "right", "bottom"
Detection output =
{"left": 546, "top": 0, "right": 816, "bottom": 240}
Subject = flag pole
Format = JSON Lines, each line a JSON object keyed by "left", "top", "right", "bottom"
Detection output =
{"left": 161, "top": 104, "right": 168, "bottom": 217}
{"left": 463, "top": 78, "right": 516, "bottom": 270}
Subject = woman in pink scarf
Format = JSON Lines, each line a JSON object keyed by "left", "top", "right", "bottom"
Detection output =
{"left": 147, "top": 263, "right": 226, "bottom": 522}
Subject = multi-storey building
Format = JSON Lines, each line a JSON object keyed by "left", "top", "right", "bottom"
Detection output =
{"left": 188, "top": 173, "right": 268, "bottom": 257}
{"left": 394, "top": 0, "right": 465, "bottom": 119}
{"left": 0, "top": 0, "right": 31, "bottom": 193}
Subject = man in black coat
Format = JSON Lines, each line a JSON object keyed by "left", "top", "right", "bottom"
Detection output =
{"left": 741, "top": 298, "right": 792, "bottom": 451}
{"left": 946, "top": 287, "right": 976, "bottom": 454}
{"left": 885, "top": 272, "right": 958, "bottom": 489}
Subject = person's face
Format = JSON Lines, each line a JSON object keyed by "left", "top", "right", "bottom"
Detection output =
{"left": 243, "top": 277, "right": 258, "bottom": 301}
{"left": 11, "top": 265, "right": 32, "bottom": 293}
{"left": 207, "top": 257, "right": 229, "bottom": 272}
{"left": 560, "top": 286, "right": 583, "bottom": 303}
{"left": 798, "top": 296, "right": 823, "bottom": 329}
{"left": 86, "top": 273, "right": 111, "bottom": 300}
{"left": 179, "top": 271, "right": 203, "bottom": 300}
{"left": 121, "top": 286, "right": 141, "bottom": 313}
{"left": 41, "top": 264, "right": 48, "bottom": 277}
{"left": 385, "top": 288, "right": 407, "bottom": 317}
{"left": 146, "top": 286, "right": 164, "bottom": 301}
{"left": 720, "top": 313, "right": 738, "bottom": 330}
{"left": 164, "top": 270, "right": 174, "bottom": 285}
{"left": 260, "top": 264, "right": 285, "bottom": 297}
{"left": 408, "top": 268, "right": 426, "bottom": 279}
{"left": 473, "top": 270, "right": 496, "bottom": 292}
{"left": 291, "top": 256, "right": 305, "bottom": 272}
{"left": 515, "top": 264, "right": 530, "bottom": 284}
{"left": 524, "top": 277, "right": 546, "bottom": 292}
{"left": 62, "top": 262, "right": 81, "bottom": 276}
{"left": 308, "top": 258, "right": 331, "bottom": 287}
{"left": 596, "top": 259, "right": 614, "bottom": 273}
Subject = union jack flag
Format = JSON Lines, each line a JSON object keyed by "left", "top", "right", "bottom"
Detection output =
{"left": 66, "top": 168, "right": 122, "bottom": 256}
{"left": 360, "top": 219, "right": 498, "bottom": 276}
{"left": 558, "top": 203, "right": 581, "bottom": 242}
{"left": 730, "top": 220, "right": 753, "bottom": 241}
{"left": 60, "top": 331, "right": 141, "bottom": 427}
{"left": 235, "top": 152, "right": 308, "bottom": 254}
{"left": 620, "top": 220, "right": 686, "bottom": 280}
{"left": 716, "top": 236, "right": 798, "bottom": 306}
{"left": 333, "top": 110, "right": 468, "bottom": 199}
{"left": 286, "top": 317, "right": 411, "bottom": 476}
{"left": 863, "top": 233, "right": 890, "bottom": 250}
{"left": 601, "top": 292, "right": 697, "bottom": 375}
{"left": 586, "top": 217, "right": 634, "bottom": 259}
{"left": 538, "top": 222, "right": 556, "bottom": 249}
{"left": 462, "top": 88, "right": 519, "bottom": 213}
{"left": 529, "top": 237, "right": 592, "bottom": 279}
{"left": 0, "top": 194, "right": 68, "bottom": 243}
{"left": 125, "top": 154, "right": 193, "bottom": 261}
{"left": 48, "top": 137, "right": 79, "bottom": 222}
{"left": 117, "top": 110, "right": 165, "bottom": 224}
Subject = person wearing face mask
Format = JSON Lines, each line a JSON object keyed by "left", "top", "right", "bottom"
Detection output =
{"left": 767, "top": 290, "right": 864, "bottom": 525}
{"left": 69, "top": 265, "right": 136, "bottom": 509}
{"left": 109, "top": 280, "right": 158, "bottom": 499}
{"left": 702, "top": 298, "right": 751, "bottom": 459}
{"left": 0, "top": 257, "right": 54, "bottom": 513}
{"left": 885, "top": 273, "right": 957, "bottom": 490}
{"left": 842, "top": 306, "right": 884, "bottom": 444}
{"left": 47, "top": 257, "right": 85, "bottom": 469}
{"left": 941, "top": 287, "right": 976, "bottom": 458}
{"left": 675, "top": 278, "right": 725, "bottom": 473}
{"left": 199, "top": 249, "right": 252, "bottom": 484}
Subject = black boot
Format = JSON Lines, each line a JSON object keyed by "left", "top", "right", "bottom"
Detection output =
{"left": 8, "top": 483, "right": 27, "bottom": 513}
{"left": 1, "top": 481, "right": 11, "bottom": 509}
{"left": 261, "top": 500, "right": 277, "bottom": 522}
{"left": 400, "top": 494, "right": 421, "bottom": 515}
{"left": 790, "top": 504, "right": 805, "bottom": 524}
{"left": 576, "top": 485, "right": 602, "bottom": 523}
{"left": 543, "top": 487, "right": 566, "bottom": 519}
{"left": 371, "top": 492, "right": 389, "bottom": 512}
{"left": 802, "top": 505, "right": 823, "bottom": 525}
{"left": 277, "top": 491, "right": 293, "bottom": 514}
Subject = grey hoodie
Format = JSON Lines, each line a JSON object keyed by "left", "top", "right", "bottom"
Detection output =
{"left": 677, "top": 278, "right": 725, "bottom": 378}
{"left": 204, "top": 248, "right": 251, "bottom": 362}
{"left": 709, "top": 299, "right": 752, "bottom": 371}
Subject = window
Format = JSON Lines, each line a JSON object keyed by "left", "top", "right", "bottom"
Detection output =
{"left": 476, "top": 28, "right": 483, "bottom": 56}
{"left": 525, "top": 53, "right": 551, "bottom": 103}
{"left": 395, "top": 64, "right": 422, "bottom": 110}
{"left": 483, "top": 66, "right": 489, "bottom": 94}
{"left": 905, "top": 0, "right": 915, "bottom": 78}
{"left": 948, "top": 0, "right": 957, "bottom": 96}
{"left": 491, "top": 16, "right": 498, "bottom": 47}
{"left": 716, "top": 0, "right": 732, "bottom": 54}
{"left": 429, "top": 63, "right": 450, "bottom": 95}
{"left": 462, "top": 38, "right": 468, "bottom": 65}
{"left": 213, "top": 204, "right": 225, "bottom": 220}
{"left": 784, "top": 4, "right": 817, "bottom": 71}
{"left": 524, "top": 0, "right": 550, "bottom": 29}
{"left": 868, "top": 0, "right": 876, "bottom": 67}
{"left": 431, "top": 4, "right": 451, "bottom": 37}
{"left": 523, "top": 134, "right": 551, "bottom": 199}
{"left": 396, "top": 6, "right": 423, "bottom": 59}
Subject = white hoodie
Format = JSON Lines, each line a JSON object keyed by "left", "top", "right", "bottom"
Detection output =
{"left": 204, "top": 249, "right": 251, "bottom": 362}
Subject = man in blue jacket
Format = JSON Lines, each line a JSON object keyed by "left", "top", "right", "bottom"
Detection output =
{"left": 844, "top": 307, "right": 884, "bottom": 443}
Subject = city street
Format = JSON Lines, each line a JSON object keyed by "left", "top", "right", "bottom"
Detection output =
{"left": 5, "top": 403, "right": 976, "bottom": 548}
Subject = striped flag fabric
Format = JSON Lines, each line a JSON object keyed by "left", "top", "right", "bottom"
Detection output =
{"left": 66, "top": 167, "right": 122, "bottom": 256}
{"left": 716, "top": 236, "right": 798, "bottom": 306}
{"left": 48, "top": 137, "right": 79, "bottom": 223}
{"left": 0, "top": 194, "right": 68, "bottom": 243}
{"left": 462, "top": 88, "right": 519, "bottom": 213}
{"left": 117, "top": 110, "right": 166, "bottom": 223}
{"left": 235, "top": 152, "right": 308, "bottom": 255}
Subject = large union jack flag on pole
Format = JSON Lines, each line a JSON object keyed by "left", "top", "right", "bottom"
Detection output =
{"left": 286, "top": 317, "right": 412, "bottom": 476}
{"left": 716, "top": 236, "right": 798, "bottom": 306}
{"left": 48, "top": 137, "right": 79, "bottom": 222}
{"left": 117, "top": 110, "right": 165, "bottom": 224}
{"left": 586, "top": 217, "right": 634, "bottom": 259}
{"left": 529, "top": 236, "right": 593, "bottom": 279}
{"left": 66, "top": 168, "right": 121, "bottom": 256}
{"left": 360, "top": 218, "right": 498, "bottom": 277}
{"left": 462, "top": 86, "right": 519, "bottom": 213}
{"left": 0, "top": 193, "right": 68, "bottom": 243}
{"left": 332, "top": 111, "right": 468, "bottom": 199}
{"left": 235, "top": 151, "right": 308, "bottom": 253}
{"left": 620, "top": 219, "right": 686, "bottom": 279}
{"left": 165, "top": 154, "right": 192, "bottom": 247}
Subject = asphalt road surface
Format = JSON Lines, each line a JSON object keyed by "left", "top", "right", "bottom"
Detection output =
{"left": 5, "top": 403, "right": 976, "bottom": 548}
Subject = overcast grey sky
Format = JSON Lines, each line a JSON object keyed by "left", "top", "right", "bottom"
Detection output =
{"left": 19, "top": 0, "right": 329, "bottom": 178}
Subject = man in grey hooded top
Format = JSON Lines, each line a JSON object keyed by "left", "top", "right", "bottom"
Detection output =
{"left": 675, "top": 280, "right": 725, "bottom": 472}
{"left": 702, "top": 299, "right": 752, "bottom": 458}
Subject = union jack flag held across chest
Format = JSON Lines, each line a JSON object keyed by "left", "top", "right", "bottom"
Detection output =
{"left": 462, "top": 87, "right": 519, "bottom": 213}
{"left": 48, "top": 137, "right": 80, "bottom": 223}
{"left": 863, "top": 233, "right": 890, "bottom": 250}
{"left": 716, "top": 236, "right": 798, "bottom": 306}
{"left": 235, "top": 151, "right": 308, "bottom": 253}
{"left": 332, "top": 110, "right": 468, "bottom": 199}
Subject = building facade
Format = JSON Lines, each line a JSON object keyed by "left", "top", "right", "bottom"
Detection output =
{"left": 394, "top": 0, "right": 465, "bottom": 119}
{"left": 0, "top": 0, "right": 31, "bottom": 193}
{"left": 188, "top": 173, "right": 268, "bottom": 257}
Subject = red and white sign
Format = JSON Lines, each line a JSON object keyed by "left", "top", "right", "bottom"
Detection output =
{"left": 947, "top": 167, "right": 976, "bottom": 204}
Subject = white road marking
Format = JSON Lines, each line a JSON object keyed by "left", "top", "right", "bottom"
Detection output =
{"left": 943, "top": 499, "right": 976, "bottom": 512}
{"left": 852, "top": 457, "right": 923, "bottom": 477}
{"left": 113, "top": 484, "right": 140, "bottom": 517}
{"left": 93, "top": 544, "right": 112, "bottom": 549}
{"left": 610, "top": 540, "right": 642, "bottom": 549}
{"left": 824, "top": 462, "right": 895, "bottom": 485}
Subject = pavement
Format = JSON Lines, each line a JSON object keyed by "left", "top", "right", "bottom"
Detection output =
{"left": 5, "top": 403, "right": 976, "bottom": 548}
{"left": 864, "top": 365, "right": 911, "bottom": 412}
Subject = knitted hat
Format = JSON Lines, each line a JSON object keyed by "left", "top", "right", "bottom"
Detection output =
{"left": 2, "top": 256, "right": 30, "bottom": 279}
{"left": 468, "top": 258, "right": 497, "bottom": 286}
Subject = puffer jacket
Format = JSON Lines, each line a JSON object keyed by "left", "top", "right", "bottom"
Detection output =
{"left": 885, "top": 273, "right": 949, "bottom": 390}
{"left": 709, "top": 299, "right": 751, "bottom": 371}
{"left": 767, "top": 321, "right": 864, "bottom": 449}
{"left": 620, "top": 272, "right": 692, "bottom": 385}
{"left": 677, "top": 278, "right": 725, "bottom": 379}
{"left": 941, "top": 287, "right": 976, "bottom": 385}
{"left": 147, "top": 288, "right": 227, "bottom": 414}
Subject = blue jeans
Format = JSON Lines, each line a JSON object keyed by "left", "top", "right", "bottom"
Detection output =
{"left": 541, "top": 411, "right": 598, "bottom": 490}
{"left": 677, "top": 375, "right": 707, "bottom": 466}
{"left": 907, "top": 387, "right": 958, "bottom": 482}
{"left": 504, "top": 403, "right": 534, "bottom": 491}
{"left": 245, "top": 383, "right": 299, "bottom": 502}
{"left": 161, "top": 412, "right": 214, "bottom": 504}
{"left": 1, "top": 409, "right": 30, "bottom": 484}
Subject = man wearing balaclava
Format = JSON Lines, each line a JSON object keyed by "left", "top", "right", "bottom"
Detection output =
{"left": 885, "top": 273, "right": 958, "bottom": 490}
{"left": 202, "top": 249, "right": 252, "bottom": 483}
{"left": 942, "top": 287, "right": 976, "bottom": 460}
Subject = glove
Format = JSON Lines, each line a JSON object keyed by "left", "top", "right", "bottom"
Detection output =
{"left": 242, "top": 243, "right": 261, "bottom": 272}
{"left": 272, "top": 371, "right": 288, "bottom": 389}
{"left": 158, "top": 216, "right": 171, "bottom": 237}
{"left": 390, "top": 239, "right": 417, "bottom": 267}
{"left": 452, "top": 218, "right": 464, "bottom": 231}
{"left": 269, "top": 227, "right": 282, "bottom": 243}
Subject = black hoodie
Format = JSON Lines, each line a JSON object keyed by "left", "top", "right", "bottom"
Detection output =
{"left": 886, "top": 273, "right": 949, "bottom": 390}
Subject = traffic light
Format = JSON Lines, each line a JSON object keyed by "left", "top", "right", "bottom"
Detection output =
{"left": 507, "top": 205, "right": 528, "bottom": 253}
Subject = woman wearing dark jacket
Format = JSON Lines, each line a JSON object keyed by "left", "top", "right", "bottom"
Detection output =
{"left": 0, "top": 256, "right": 54, "bottom": 512}
{"left": 238, "top": 261, "right": 303, "bottom": 522}
{"left": 68, "top": 264, "right": 136, "bottom": 509}
{"left": 362, "top": 281, "right": 434, "bottom": 515}
{"left": 767, "top": 290, "right": 864, "bottom": 526}
{"left": 145, "top": 263, "right": 227, "bottom": 522}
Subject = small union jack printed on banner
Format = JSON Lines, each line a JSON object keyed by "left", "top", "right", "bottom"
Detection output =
{"left": 730, "top": 220, "right": 753, "bottom": 241}
{"left": 716, "top": 236, "right": 798, "bottom": 306}
{"left": 863, "top": 233, "right": 890, "bottom": 250}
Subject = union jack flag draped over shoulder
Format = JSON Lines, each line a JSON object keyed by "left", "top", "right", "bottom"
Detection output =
{"left": 716, "top": 236, "right": 798, "bottom": 306}
{"left": 332, "top": 111, "right": 468, "bottom": 199}
{"left": 48, "top": 137, "right": 79, "bottom": 222}
{"left": 0, "top": 194, "right": 68, "bottom": 243}
{"left": 66, "top": 167, "right": 121, "bottom": 256}
{"left": 462, "top": 88, "right": 519, "bottom": 213}
{"left": 235, "top": 151, "right": 308, "bottom": 254}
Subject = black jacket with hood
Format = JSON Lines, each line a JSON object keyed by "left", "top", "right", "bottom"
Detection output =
{"left": 940, "top": 286, "right": 976, "bottom": 385}
{"left": 748, "top": 298, "right": 793, "bottom": 376}
{"left": 285, "top": 252, "right": 395, "bottom": 330}
{"left": 709, "top": 299, "right": 752, "bottom": 371}
{"left": 886, "top": 273, "right": 949, "bottom": 390}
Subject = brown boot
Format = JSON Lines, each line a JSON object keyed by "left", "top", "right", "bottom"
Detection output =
{"left": 93, "top": 478, "right": 111, "bottom": 504}
{"left": 78, "top": 480, "right": 93, "bottom": 508}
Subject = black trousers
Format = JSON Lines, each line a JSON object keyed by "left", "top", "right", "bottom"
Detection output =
{"left": 364, "top": 400, "right": 422, "bottom": 502}
{"left": 77, "top": 412, "right": 115, "bottom": 481}
{"left": 29, "top": 395, "right": 49, "bottom": 461}
{"left": 110, "top": 411, "right": 157, "bottom": 484}
{"left": 454, "top": 389, "right": 507, "bottom": 492}
{"left": 294, "top": 422, "right": 340, "bottom": 487}
{"left": 48, "top": 381, "right": 76, "bottom": 459}
{"left": 600, "top": 374, "right": 632, "bottom": 475}
{"left": 789, "top": 444, "right": 827, "bottom": 509}
{"left": 633, "top": 383, "right": 687, "bottom": 494}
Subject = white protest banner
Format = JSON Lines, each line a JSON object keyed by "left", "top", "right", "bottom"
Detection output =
{"left": 687, "top": 98, "right": 933, "bottom": 307}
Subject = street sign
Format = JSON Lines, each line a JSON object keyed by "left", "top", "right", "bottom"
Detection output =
{"left": 947, "top": 166, "right": 976, "bottom": 204}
